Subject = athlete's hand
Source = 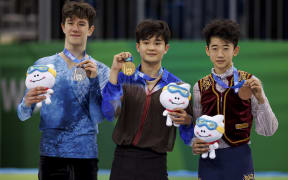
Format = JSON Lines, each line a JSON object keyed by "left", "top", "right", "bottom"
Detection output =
{"left": 24, "top": 87, "right": 47, "bottom": 107}
{"left": 244, "top": 78, "right": 264, "bottom": 104}
{"left": 78, "top": 60, "right": 98, "bottom": 78}
{"left": 111, "top": 52, "right": 132, "bottom": 72}
{"left": 110, "top": 52, "right": 132, "bottom": 85}
{"left": 169, "top": 109, "right": 192, "bottom": 125}
{"left": 192, "top": 138, "right": 210, "bottom": 155}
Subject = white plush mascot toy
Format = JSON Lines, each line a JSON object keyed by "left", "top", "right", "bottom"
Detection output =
{"left": 160, "top": 82, "right": 191, "bottom": 127}
{"left": 194, "top": 115, "right": 225, "bottom": 159}
{"left": 25, "top": 64, "right": 56, "bottom": 108}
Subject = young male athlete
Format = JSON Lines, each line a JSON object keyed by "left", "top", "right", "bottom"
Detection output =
{"left": 102, "top": 19, "right": 193, "bottom": 180}
{"left": 181, "top": 19, "right": 278, "bottom": 180}
{"left": 17, "top": 1, "right": 110, "bottom": 180}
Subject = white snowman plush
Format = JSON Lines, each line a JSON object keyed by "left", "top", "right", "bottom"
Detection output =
{"left": 25, "top": 64, "right": 56, "bottom": 108}
{"left": 160, "top": 82, "right": 191, "bottom": 127}
{"left": 194, "top": 115, "right": 225, "bottom": 159}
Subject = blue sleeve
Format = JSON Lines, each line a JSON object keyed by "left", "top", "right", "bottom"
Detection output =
{"left": 89, "top": 62, "right": 110, "bottom": 103}
{"left": 101, "top": 80, "right": 123, "bottom": 122}
{"left": 179, "top": 123, "right": 194, "bottom": 145}
{"left": 97, "top": 63, "right": 110, "bottom": 93}
{"left": 89, "top": 77, "right": 104, "bottom": 125}
{"left": 88, "top": 63, "right": 110, "bottom": 125}
{"left": 17, "top": 91, "right": 35, "bottom": 121}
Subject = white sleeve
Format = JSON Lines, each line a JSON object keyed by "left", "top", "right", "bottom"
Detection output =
{"left": 193, "top": 82, "right": 202, "bottom": 122}
{"left": 251, "top": 76, "right": 278, "bottom": 136}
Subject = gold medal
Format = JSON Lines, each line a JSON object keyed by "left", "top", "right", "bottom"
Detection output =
{"left": 121, "top": 61, "right": 136, "bottom": 76}
{"left": 238, "top": 86, "right": 252, "bottom": 100}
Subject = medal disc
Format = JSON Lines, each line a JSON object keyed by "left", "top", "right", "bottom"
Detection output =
{"left": 73, "top": 67, "right": 87, "bottom": 81}
{"left": 121, "top": 61, "right": 136, "bottom": 76}
{"left": 238, "top": 86, "right": 252, "bottom": 100}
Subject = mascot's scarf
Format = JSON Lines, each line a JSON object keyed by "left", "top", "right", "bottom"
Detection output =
{"left": 208, "top": 140, "right": 220, "bottom": 145}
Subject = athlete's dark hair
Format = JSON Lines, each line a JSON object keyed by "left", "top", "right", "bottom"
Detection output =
{"left": 136, "top": 19, "right": 171, "bottom": 44}
{"left": 62, "top": 1, "right": 96, "bottom": 27}
{"left": 203, "top": 19, "right": 240, "bottom": 48}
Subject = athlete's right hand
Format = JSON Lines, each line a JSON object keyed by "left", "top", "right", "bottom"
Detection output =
{"left": 192, "top": 138, "right": 210, "bottom": 155}
{"left": 109, "top": 52, "right": 132, "bottom": 85}
{"left": 111, "top": 52, "right": 132, "bottom": 72}
{"left": 24, "top": 87, "right": 47, "bottom": 107}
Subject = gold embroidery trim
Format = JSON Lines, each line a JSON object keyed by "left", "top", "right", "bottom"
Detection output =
{"left": 243, "top": 173, "right": 255, "bottom": 180}
{"left": 201, "top": 75, "right": 212, "bottom": 92}
{"left": 235, "top": 123, "right": 249, "bottom": 129}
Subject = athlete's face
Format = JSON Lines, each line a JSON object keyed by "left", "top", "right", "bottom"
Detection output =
{"left": 61, "top": 16, "right": 94, "bottom": 46}
{"left": 136, "top": 36, "right": 169, "bottom": 65}
{"left": 206, "top": 37, "right": 239, "bottom": 74}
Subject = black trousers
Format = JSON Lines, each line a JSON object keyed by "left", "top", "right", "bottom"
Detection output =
{"left": 110, "top": 145, "right": 168, "bottom": 180}
{"left": 38, "top": 156, "right": 98, "bottom": 180}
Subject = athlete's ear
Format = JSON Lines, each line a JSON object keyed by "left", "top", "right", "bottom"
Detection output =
{"left": 164, "top": 44, "right": 170, "bottom": 54}
{"left": 136, "top": 43, "right": 140, "bottom": 52}
{"left": 205, "top": 46, "right": 210, "bottom": 56}
{"left": 233, "top": 46, "right": 240, "bottom": 56}
{"left": 61, "top": 23, "right": 65, "bottom": 33}
{"left": 87, "top": 25, "right": 95, "bottom": 37}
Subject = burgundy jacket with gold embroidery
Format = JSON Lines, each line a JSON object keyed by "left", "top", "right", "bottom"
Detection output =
{"left": 198, "top": 70, "right": 253, "bottom": 146}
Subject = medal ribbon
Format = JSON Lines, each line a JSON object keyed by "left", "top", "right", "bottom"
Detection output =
{"left": 125, "top": 56, "right": 163, "bottom": 81}
{"left": 136, "top": 67, "right": 163, "bottom": 81}
{"left": 63, "top": 48, "right": 87, "bottom": 63}
{"left": 63, "top": 48, "right": 87, "bottom": 81}
{"left": 212, "top": 67, "right": 245, "bottom": 93}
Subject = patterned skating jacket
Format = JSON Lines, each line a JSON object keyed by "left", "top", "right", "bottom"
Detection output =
{"left": 17, "top": 53, "right": 110, "bottom": 158}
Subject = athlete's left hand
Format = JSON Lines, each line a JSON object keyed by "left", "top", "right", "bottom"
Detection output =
{"left": 78, "top": 60, "right": 98, "bottom": 78}
{"left": 245, "top": 78, "right": 265, "bottom": 104}
{"left": 169, "top": 109, "right": 192, "bottom": 125}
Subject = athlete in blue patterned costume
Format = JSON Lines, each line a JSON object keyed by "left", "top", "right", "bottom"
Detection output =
{"left": 17, "top": 2, "right": 109, "bottom": 180}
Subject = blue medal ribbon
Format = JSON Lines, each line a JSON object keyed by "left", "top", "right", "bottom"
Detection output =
{"left": 125, "top": 56, "right": 133, "bottom": 63}
{"left": 63, "top": 48, "right": 87, "bottom": 63}
{"left": 136, "top": 66, "right": 163, "bottom": 81}
{"left": 212, "top": 67, "right": 245, "bottom": 93}
{"left": 126, "top": 57, "right": 163, "bottom": 81}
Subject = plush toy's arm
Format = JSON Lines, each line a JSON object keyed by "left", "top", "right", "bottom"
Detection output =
{"left": 47, "top": 89, "right": 54, "bottom": 94}
{"left": 209, "top": 142, "right": 219, "bottom": 150}
{"left": 213, "top": 142, "right": 219, "bottom": 149}
{"left": 163, "top": 110, "right": 168, "bottom": 116}
{"left": 166, "top": 115, "right": 173, "bottom": 126}
{"left": 44, "top": 93, "right": 52, "bottom": 105}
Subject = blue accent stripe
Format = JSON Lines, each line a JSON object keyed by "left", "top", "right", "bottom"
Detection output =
{"left": 0, "top": 169, "right": 288, "bottom": 177}
{"left": 0, "top": 168, "right": 38, "bottom": 174}
{"left": 0, "top": 168, "right": 110, "bottom": 175}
